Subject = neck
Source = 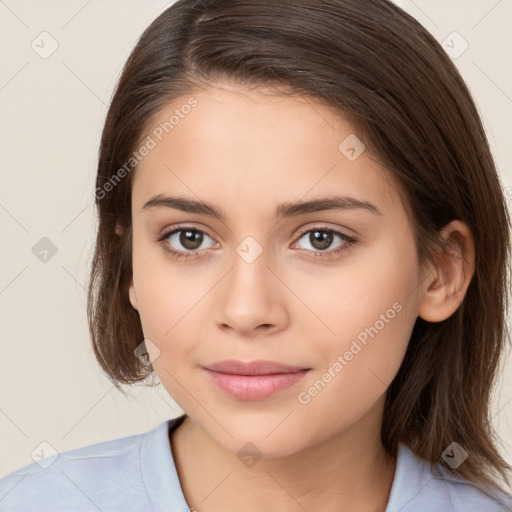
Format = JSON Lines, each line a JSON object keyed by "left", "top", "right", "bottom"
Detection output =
{"left": 170, "top": 399, "right": 396, "bottom": 512}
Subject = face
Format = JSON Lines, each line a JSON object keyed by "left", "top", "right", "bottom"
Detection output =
{"left": 128, "top": 81, "right": 426, "bottom": 457}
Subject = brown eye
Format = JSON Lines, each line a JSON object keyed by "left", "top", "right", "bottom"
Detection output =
{"left": 308, "top": 230, "right": 334, "bottom": 250}
{"left": 157, "top": 226, "right": 218, "bottom": 260}
{"left": 293, "top": 226, "right": 357, "bottom": 260}
{"left": 179, "top": 229, "right": 204, "bottom": 250}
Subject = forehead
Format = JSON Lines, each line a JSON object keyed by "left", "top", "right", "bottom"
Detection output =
{"left": 131, "top": 81, "right": 404, "bottom": 218}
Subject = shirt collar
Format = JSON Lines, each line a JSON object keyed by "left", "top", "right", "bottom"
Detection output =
{"left": 141, "top": 415, "right": 450, "bottom": 512}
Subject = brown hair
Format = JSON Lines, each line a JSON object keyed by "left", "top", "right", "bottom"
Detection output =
{"left": 87, "top": 0, "right": 512, "bottom": 495}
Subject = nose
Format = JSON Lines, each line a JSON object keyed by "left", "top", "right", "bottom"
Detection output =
{"left": 214, "top": 245, "right": 289, "bottom": 337}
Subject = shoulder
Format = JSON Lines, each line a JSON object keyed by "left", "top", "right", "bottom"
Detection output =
{"left": 386, "top": 442, "right": 512, "bottom": 512}
{"left": 0, "top": 420, "right": 172, "bottom": 512}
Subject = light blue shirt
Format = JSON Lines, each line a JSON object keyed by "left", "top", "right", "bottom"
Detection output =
{"left": 1, "top": 414, "right": 511, "bottom": 511}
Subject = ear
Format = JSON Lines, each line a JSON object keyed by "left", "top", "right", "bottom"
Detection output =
{"left": 418, "top": 220, "right": 475, "bottom": 323}
{"left": 128, "top": 277, "right": 138, "bottom": 311}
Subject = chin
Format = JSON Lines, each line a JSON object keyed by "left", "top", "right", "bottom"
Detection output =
{"left": 200, "top": 410, "right": 315, "bottom": 459}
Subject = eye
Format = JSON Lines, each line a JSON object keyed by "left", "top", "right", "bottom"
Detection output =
{"left": 157, "top": 225, "right": 357, "bottom": 261}
{"left": 292, "top": 226, "right": 357, "bottom": 259}
{"left": 157, "top": 226, "right": 218, "bottom": 259}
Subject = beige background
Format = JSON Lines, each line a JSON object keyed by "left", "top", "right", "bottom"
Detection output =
{"left": 1, "top": 0, "right": 511, "bottom": 480}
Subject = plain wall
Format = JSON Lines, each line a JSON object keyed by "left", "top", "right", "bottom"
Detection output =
{"left": 1, "top": 0, "right": 511, "bottom": 480}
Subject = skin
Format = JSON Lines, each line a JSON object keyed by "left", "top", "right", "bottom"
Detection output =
{"left": 127, "top": 80, "right": 475, "bottom": 512}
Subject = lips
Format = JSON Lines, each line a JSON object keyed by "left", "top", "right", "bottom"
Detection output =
{"left": 202, "top": 359, "right": 311, "bottom": 400}
{"left": 203, "top": 359, "right": 310, "bottom": 375}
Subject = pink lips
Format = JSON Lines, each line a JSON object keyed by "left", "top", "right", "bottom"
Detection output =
{"left": 203, "top": 359, "right": 311, "bottom": 401}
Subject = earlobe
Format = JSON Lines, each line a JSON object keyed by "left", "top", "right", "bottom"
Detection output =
{"left": 128, "top": 278, "right": 138, "bottom": 311}
{"left": 417, "top": 220, "right": 475, "bottom": 323}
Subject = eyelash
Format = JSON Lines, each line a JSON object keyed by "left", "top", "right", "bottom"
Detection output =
{"left": 156, "top": 225, "right": 358, "bottom": 261}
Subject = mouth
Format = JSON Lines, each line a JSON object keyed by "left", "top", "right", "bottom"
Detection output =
{"left": 202, "top": 359, "right": 311, "bottom": 401}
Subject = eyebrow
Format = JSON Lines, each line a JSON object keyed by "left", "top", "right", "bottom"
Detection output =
{"left": 141, "top": 194, "right": 382, "bottom": 220}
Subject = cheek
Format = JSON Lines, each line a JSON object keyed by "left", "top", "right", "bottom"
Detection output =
{"left": 297, "top": 238, "right": 420, "bottom": 402}
{"left": 131, "top": 232, "right": 203, "bottom": 339}
{"left": 133, "top": 265, "right": 200, "bottom": 404}
{"left": 295, "top": 301, "right": 416, "bottom": 440}
{"left": 300, "top": 233, "right": 420, "bottom": 350}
